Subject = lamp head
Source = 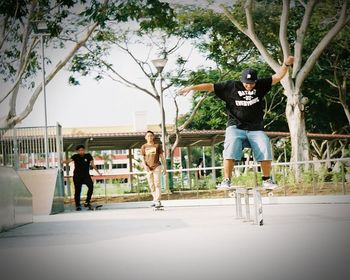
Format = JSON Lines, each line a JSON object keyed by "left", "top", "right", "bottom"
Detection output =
{"left": 151, "top": 58, "right": 168, "bottom": 73}
{"left": 32, "top": 20, "right": 49, "bottom": 35}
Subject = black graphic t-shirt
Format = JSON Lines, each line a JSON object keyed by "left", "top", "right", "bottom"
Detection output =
{"left": 214, "top": 77, "right": 272, "bottom": 130}
{"left": 71, "top": 153, "right": 93, "bottom": 177}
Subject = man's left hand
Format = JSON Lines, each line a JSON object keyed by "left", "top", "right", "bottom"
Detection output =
{"left": 285, "top": 56, "right": 294, "bottom": 66}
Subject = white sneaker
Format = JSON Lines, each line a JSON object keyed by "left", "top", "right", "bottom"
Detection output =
{"left": 262, "top": 179, "right": 278, "bottom": 190}
{"left": 217, "top": 178, "right": 232, "bottom": 190}
{"left": 155, "top": 201, "right": 162, "bottom": 208}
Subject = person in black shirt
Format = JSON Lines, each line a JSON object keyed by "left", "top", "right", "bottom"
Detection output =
{"left": 63, "top": 145, "right": 102, "bottom": 211}
{"left": 178, "top": 56, "right": 294, "bottom": 190}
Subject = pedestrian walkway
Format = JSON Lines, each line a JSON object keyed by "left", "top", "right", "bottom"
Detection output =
{"left": 1, "top": 199, "right": 350, "bottom": 280}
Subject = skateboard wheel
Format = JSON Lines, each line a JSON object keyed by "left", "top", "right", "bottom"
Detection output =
{"left": 268, "top": 192, "right": 274, "bottom": 197}
{"left": 228, "top": 191, "right": 235, "bottom": 198}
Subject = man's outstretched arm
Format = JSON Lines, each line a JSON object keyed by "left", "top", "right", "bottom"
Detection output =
{"left": 90, "top": 159, "right": 102, "bottom": 176}
{"left": 178, "top": 83, "right": 214, "bottom": 96}
{"left": 62, "top": 158, "right": 73, "bottom": 165}
{"left": 272, "top": 56, "right": 294, "bottom": 85}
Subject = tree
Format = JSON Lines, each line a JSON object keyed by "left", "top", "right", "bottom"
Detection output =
{"left": 322, "top": 26, "right": 350, "bottom": 125}
{"left": 219, "top": 0, "right": 350, "bottom": 162}
{"left": 0, "top": 0, "right": 110, "bottom": 129}
{"left": 69, "top": 27, "right": 210, "bottom": 164}
{"left": 0, "top": 0, "right": 177, "bottom": 130}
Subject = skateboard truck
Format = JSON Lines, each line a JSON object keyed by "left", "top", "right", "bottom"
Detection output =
{"left": 231, "top": 187, "right": 263, "bottom": 226}
{"left": 87, "top": 204, "right": 103, "bottom": 211}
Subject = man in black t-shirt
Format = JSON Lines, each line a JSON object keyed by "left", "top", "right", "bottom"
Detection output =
{"left": 63, "top": 145, "right": 102, "bottom": 211}
{"left": 178, "top": 56, "right": 294, "bottom": 190}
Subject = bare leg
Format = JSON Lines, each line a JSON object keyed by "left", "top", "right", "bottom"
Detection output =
{"left": 224, "top": 159, "right": 235, "bottom": 180}
{"left": 260, "top": 160, "right": 272, "bottom": 177}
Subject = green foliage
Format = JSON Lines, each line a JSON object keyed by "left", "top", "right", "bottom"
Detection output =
{"left": 172, "top": 0, "right": 349, "bottom": 140}
{"left": 0, "top": 0, "right": 99, "bottom": 88}
{"left": 303, "top": 24, "right": 350, "bottom": 134}
{"left": 174, "top": 7, "right": 258, "bottom": 68}
{"left": 81, "top": 0, "right": 176, "bottom": 30}
{"left": 68, "top": 0, "right": 177, "bottom": 84}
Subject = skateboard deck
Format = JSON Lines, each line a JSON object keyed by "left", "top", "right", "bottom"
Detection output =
{"left": 256, "top": 186, "right": 281, "bottom": 197}
{"left": 153, "top": 205, "right": 164, "bottom": 211}
{"left": 87, "top": 204, "right": 103, "bottom": 211}
{"left": 228, "top": 186, "right": 277, "bottom": 197}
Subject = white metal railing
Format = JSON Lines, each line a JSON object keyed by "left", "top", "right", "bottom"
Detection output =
{"left": 63, "top": 157, "right": 350, "bottom": 200}
{"left": 0, "top": 124, "right": 63, "bottom": 170}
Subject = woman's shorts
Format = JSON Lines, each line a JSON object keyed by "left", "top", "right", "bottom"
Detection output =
{"left": 223, "top": 126, "right": 273, "bottom": 161}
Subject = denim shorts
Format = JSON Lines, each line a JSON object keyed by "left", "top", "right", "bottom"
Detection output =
{"left": 223, "top": 126, "right": 273, "bottom": 161}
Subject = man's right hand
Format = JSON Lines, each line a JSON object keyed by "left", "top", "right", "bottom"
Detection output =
{"left": 177, "top": 86, "right": 193, "bottom": 96}
{"left": 178, "top": 83, "right": 214, "bottom": 96}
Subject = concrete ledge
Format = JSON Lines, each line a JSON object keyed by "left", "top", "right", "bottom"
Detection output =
{"left": 0, "top": 167, "right": 33, "bottom": 232}
{"left": 18, "top": 169, "right": 64, "bottom": 215}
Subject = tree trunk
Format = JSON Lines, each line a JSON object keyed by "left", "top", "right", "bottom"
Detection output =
{"left": 285, "top": 89, "right": 310, "bottom": 163}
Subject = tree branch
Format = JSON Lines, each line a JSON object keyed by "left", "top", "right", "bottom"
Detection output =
{"left": 298, "top": 0, "right": 307, "bottom": 9}
{"left": 220, "top": 1, "right": 280, "bottom": 71}
{"left": 114, "top": 40, "right": 158, "bottom": 96}
{"left": 8, "top": 1, "right": 37, "bottom": 117}
{"left": 83, "top": 45, "right": 157, "bottom": 100}
{"left": 0, "top": 37, "right": 39, "bottom": 104}
{"left": 219, "top": 4, "right": 247, "bottom": 34}
{"left": 292, "top": 0, "right": 316, "bottom": 79}
{"left": 178, "top": 93, "right": 209, "bottom": 131}
{"left": 295, "top": 1, "right": 350, "bottom": 89}
{"left": 325, "top": 78, "right": 338, "bottom": 88}
{"left": 279, "top": 0, "right": 291, "bottom": 60}
{"left": 3, "top": 21, "right": 99, "bottom": 128}
{"left": 0, "top": 1, "right": 20, "bottom": 50}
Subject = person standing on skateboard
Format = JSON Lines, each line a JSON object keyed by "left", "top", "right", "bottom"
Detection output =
{"left": 178, "top": 56, "right": 294, "bottom": 190}
{"left": 141, "top": 131, "right": 167, "bottom": 208}
{"left": 63, "top": 145, "right": 102, "bottom": 211}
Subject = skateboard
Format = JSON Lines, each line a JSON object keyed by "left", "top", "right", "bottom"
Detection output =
{"left": 87, "top": 204, "right": 103, "bottom": 211}
{"left": 153, "top": 205, "right": 164, "bottom": 211}
{"left": 227, "top": 186, "right": 275, "bottom": 197}
{"left": 257, "top": 187, "right": 280, "bottom": 197}
{"left": 251, "top": 187, "right": 275, "bottom": 197}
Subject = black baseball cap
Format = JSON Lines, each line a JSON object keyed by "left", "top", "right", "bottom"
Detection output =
{"left": 240, "top": 68, "right": 257, "bottom": 84}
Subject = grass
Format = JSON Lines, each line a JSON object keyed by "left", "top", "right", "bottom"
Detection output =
{"left": 64, "top": 166, "right": 350, "bottom": 205}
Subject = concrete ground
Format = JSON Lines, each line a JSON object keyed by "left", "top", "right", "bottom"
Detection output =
{"left": 1, "top": 196, "right": 350, "bottom": 280}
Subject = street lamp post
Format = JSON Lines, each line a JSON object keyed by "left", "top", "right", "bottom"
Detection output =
{"left": 32, "top": 21, "right": 50, "bottom": 169}
{"left": 151, "top": 58, "right": 168, "bottom": 156}
{"left": 151, "top": 58, "right": 173, "bottom": 192}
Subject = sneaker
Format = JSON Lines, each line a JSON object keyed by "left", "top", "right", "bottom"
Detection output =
{"left": 155, "top": 201, "right": 162, "bottom": 208}
{"left": 84, "top": 202, "right": 91, "bottom": 208}
{"left": 150, "top": 202, "right": 156, "bottom": 208}
{"left": 217, "top": 178, "right": 232, "bottom": 190}
{"left": 76, "top": 206, "right": 82, "bottom": 211}
{"left": 262, "top": 179, "right": 278, "bottom": 190}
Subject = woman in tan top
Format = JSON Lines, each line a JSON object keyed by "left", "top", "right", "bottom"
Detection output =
{"left": 141, "top": 131, "right": 167, "bottom": 208}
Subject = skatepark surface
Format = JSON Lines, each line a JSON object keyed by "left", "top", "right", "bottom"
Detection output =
{"left": 1, "top": 196, "right": 350, "bottom": 280}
